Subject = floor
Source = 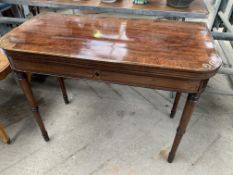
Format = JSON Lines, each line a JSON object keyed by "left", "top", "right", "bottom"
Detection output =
{"left": 0, "top": 71, "right": 233, "bottom": 175}
{"left": 1, "top": 10, "right": 233, "bottom": 175}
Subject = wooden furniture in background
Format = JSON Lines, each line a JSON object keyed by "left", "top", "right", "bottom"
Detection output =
{"left": 0, "top": 13, "right": 222, "bottom": 162}
{"left": 0, "top": 51, "right": 11, "bottom": 144}
{"left": 0, "top": 0, "right": 208, "bottom": 19}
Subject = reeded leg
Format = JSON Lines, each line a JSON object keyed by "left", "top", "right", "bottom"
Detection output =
{"left": 170, "top": 92, "right": 182, "bottom": 119}
{"left": 168, "top": 93, "right": 199, "bottom": 163}
{"left": 57, "top": 77, "right": 69, "bottom": 104}
{"left": 0, "top": 124, "right": 10, "bottom": 144}
{"left": 16, "top": 71, "right": 49, "bottom": 141}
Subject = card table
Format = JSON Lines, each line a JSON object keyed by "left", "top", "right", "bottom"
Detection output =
{"left": 0, "top": 13, "right": 221, "bottom": 163}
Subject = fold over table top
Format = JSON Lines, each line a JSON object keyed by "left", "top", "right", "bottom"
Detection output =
{"left": 0, "top": 13, "right": 221, "bottom": 79}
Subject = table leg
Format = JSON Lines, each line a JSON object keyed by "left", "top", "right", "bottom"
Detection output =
{"left": 57, "top": 77, "right": 69, "bottom": 104}
{"left": 170, "top": 92, "right": 182, "bottom": 118}
{"left": 15, "top": 71, "right": 49, "bottom": 141}
{"left": 168, "top": 93, "right": 199, "bottom": 163}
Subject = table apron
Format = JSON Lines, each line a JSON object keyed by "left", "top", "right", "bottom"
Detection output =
{"left": 9, "top": 57, "right": 202, "bottom": 93}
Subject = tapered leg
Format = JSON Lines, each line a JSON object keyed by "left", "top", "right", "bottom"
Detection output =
{"left": 57, "top": 77, "right": 69, "bottom": 104}
{"left": 170, "top": 92, "right": 182, "bottom": 118}
{"left": 0, "top": 124, "right": 10, "bottom": 144}
{"left": 168, "top": 93, "right": 199, "bottom": 163}
{"left": 16, "top": 72, "right": 49, "bottom": 141}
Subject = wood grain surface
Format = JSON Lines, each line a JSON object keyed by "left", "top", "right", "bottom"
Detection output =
{"left": 0, "top": 13, "right": 221, "bottom": 79}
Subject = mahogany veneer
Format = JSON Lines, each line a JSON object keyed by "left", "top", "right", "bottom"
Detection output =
{"left": 0, "top": 13, "right": 222, "bottom": 162}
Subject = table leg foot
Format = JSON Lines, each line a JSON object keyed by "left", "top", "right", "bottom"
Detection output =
{"left": 168, "top": 93, "right": 199, "bottom": 163}
{"left": 170, "top": 92, "right": 181, "bottom": 119}
{"left": 6, "top": 138, "right": 11, "bottom": 144}
{"left": 58, "top": 77, "right": 69, "bottom": 104}
{"left": 167, "top": 152, "right": 175, "bottom": 163}
{"left": 42, "top": 131, "right": 49, "bottom": 142}
{"left": 64, "top": 97, "right": 69, "bottom": 104}
{"left": 16, "top": 71, "right": 50, "bottom": 142}
{"left": 32, "top": 107, "right": 50, "bottom": 142}
{"left": 170, "top": 111, "right": 176, "bottom": 119}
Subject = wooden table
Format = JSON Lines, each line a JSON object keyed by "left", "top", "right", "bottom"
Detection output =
{"left": 0, "top": 13, "right": 221, "bottom": 162}
{"left": 0, "top": 0, "right": 208, "bottom": 18}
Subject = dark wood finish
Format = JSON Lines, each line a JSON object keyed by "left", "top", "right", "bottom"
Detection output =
{"left": 170, "top": 92, "right": 182, "bottom": 118}
{"left": 58, "top": 77, "right": 69, "bottom": 104}
{"left": 168, "top": 93, "right": 199, "bottom": 163}
{"left": 15, "top": 71, "right": 49, "bottom": 141}
{"left": 0, "top": 13, "right": 222, "bottom": 162}
{"left": 0, "top": 13, "right": 221, "bottom": 80}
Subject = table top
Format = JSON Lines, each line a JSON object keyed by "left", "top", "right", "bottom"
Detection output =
{"left": 0, "top": 0, "right": 208, "bottom": 18}
{"left": 0, "top": 13, "right": 221, "bottom": 78}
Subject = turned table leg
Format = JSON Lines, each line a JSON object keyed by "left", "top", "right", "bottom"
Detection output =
{"left": 0, "top": 124, "right": 10, "bottom": 144}
{"left": 170, "top": 92, "right": 182, "bottom": 118}
{"left": 57, "top": 77, "right": 69, "bottom": 104}
{"left": 168, "top": 93, "right": 199, "bottom": 163}
{"left": 16, "top": 71, "right": 49, "bottom": 141}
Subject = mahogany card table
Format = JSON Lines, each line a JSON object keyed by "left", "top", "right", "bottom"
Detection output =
{"left": 0, "top": 13, "right": 222, "bottom": 163}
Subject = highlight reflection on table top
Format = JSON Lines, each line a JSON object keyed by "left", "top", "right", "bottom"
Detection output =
{"left": 0, "top": 13, "right": 220, "bottom": 73}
